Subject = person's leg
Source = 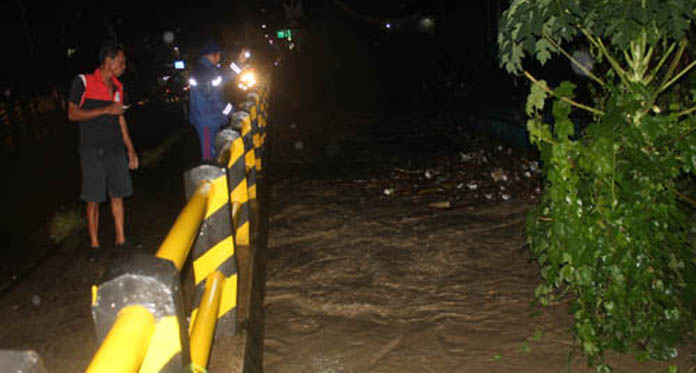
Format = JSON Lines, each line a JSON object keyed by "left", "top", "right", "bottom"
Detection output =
{"left": 111, "top": 197, "right": 125, "bottom": 245}
{"left": 202, "top": 126, "right": 212, "bottom": 160}
{"left": 80, "top": 148, "right": 107, "bottom": 251}
{"left": 86, "top": 201, "right": 100, "bottom": 248}
{"left": 194, "top": 124, "right": 217, "bottom": 161}
{"left": 105, "top": 148, "right": 133, "bottom": 247}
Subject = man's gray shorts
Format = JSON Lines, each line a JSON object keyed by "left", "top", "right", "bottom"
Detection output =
{"left": 80, "top": 148, "right": 133, "bottom": 203}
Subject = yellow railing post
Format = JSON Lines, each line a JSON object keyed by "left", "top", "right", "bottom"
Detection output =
{"left": 86, "top": 305, "right": 155, "bottom": 373}
{"left": 183, "top": 164, "right": 239, "bottom": 340}
{"left": 91, "top": 255, "right": 191, "bottom": 373}
{"left": 156, "top": 181, "right": 211, "bottom": 270}
{"left": 216, "top": 129, "right": 255, "bottom": 323}
{"left": 189, "top": 271, "right": 225, "bottom": 368}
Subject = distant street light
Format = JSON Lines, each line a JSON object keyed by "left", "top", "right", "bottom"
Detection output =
{"left": 163, "top": 31, "right": 175, "bottom": 44}
{"left": 419, "top": 17, "right": 435, "bottom": 32}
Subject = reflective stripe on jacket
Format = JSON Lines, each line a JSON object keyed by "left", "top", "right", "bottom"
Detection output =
{"left": 188, "top": 56, "right": 231, "bottom": 129}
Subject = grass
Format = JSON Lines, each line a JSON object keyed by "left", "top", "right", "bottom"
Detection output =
{"left": 48, "top": 206, "right": 84, "bottom": 244}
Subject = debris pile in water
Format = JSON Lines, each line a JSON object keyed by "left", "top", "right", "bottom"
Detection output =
{"left": 355, "top": 134, "right": 542, "bottom": 209}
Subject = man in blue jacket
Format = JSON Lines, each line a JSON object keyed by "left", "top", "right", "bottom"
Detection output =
{"left": 188, "top": 40, "right": 247, "bottom": 161}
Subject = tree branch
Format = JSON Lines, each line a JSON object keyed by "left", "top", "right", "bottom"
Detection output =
{"left": 645, "top": 42, "right": 676, "bottom": 85}
{"left": 656, "top": 126, "right": 696, "bottom": 149}
{"left": 542, "top": 33, "right": 606, "bottom": 87}
{"left": 580, "top": 28, "right": 632, "bottom": 90}
{"left": 660, "top": 39, "right": 687, "bottom": 91}
{"left": 659, "top": 59, "right": 696, "bottom": 94}
{"left": 677, "top": 106, "right": 696, "bottom": 118}
{"left": 672, "top": 188, "right": 696, "bottom": 208}
{"left": 524, "top": 71, "right": 605, "bottom": 116}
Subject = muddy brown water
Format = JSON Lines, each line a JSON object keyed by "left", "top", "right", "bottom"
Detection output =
{"left": 0, "top": 99, "right": 694, "bottom": 373}
{"left": 262, "top": 105, "right": 696, "bottom": 373}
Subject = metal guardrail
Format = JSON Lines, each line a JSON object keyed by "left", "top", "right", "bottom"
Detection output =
{"left": 84, "top": 78, "right": 271, "bottom": 373}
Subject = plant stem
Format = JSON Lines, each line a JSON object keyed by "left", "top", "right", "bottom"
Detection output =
{"left": 657, "top": 126, "right": 696, "bottom": 149}
{"left": 524, "top": 71, "right": 605, "bottom": 116}
{"left": 677, "top": 106, "right": 696, "bottom": 117}
{"left": 583, "top": 31, "right": 632, "bottom": 90}
{"left": 611, "top": 147, "right": 616, "bottom": 210}
{"left": 672, "top": 188, "right": 696, "bottom": 208}
{"left": 660, "top": 39, "right": 687, "bottom": 91}
{"left": 659, "top": 59, "right": 696, "bottom": 94}
{"left": 645, "top": 42, "right": 676, "bottom": 85}
{"left": 543, "top": 33, "right": 606, "bottom": 87}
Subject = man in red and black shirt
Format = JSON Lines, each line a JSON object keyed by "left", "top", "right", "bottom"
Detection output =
{"left": 67, "top": 42, "right": 138, "bottom": 260}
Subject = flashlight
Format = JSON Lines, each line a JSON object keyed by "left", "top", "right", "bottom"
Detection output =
{"left": 238, "top": 70, "right": 256, "bottom": 91}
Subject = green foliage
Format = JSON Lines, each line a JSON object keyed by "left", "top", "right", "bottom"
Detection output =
{"left": 498, "top": 0, "right": 696, "bottom": 368}
{"left": 498, "top": 0, "right": 696, "bottom": 75}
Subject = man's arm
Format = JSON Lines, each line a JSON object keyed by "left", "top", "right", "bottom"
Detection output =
{"left": 67, "top": 101, "right": 124, "bottom": 122}
{"left": 118, "top": 115, "right": 139, "bottom": 170}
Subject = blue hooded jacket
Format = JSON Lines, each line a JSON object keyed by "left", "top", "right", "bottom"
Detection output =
{"left": 188, "top": 56, "right": 234, "bottom": 130}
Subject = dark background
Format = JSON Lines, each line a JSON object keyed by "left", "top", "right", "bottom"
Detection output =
{"left": 0, "top": 0, "right": 519, "bottom": 107}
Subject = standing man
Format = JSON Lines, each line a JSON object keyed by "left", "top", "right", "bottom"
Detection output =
{"left": 67, "top": 42, "right": 138, "bottom": 260}
{"left": 188, "top": 40, "right": 248, "bottom": 161}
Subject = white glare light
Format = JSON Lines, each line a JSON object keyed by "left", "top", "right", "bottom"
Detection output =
{"left": 261, "top": 24, "right": 267, "bottom": 29}
{"left": 163, "top": 31, "right": 175, "bottom": 44}
{"left": 420, "top": 17, "right": 435, "bottom": 32}
{"left": 222, "top": 103, "right": 233, "bottom": 115}
{"left": 385, "top": 23, "right": 391, "bottom": 29}
{"left": 230, "top": 62, "right": 242, "bottom": 74}
{"left": 211, "top": 76, "right": 223, "bottom": 86}
{"left": 188, "top": 78, "right": 198, "bottom": 86}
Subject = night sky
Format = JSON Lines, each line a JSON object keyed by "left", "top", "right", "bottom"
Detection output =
{"left": 0, "top": 0, "right": 506, "bottom": 98}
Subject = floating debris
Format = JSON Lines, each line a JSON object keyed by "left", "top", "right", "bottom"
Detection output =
{"left": 490, "top": 168, "right": 508, "bottom": 182}
{"left": 341, "top": 131, "right": 542, "bottom": 206}
{"left": 30, "top": 294, "right": 41, "bottom": 308}
{"left": 430, "top": 201, "right": 451, "bottom": 209}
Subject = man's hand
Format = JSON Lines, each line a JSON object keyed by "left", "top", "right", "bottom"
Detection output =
{"left": 127, "top": 149, "right": 139, "bottom": 170}
{"left": 104, "top": 102, "right": 126, "bottom": 116}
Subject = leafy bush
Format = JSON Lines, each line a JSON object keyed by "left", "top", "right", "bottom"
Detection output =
{"left": 498, "top": 0, "right": 696, "bottom": 368}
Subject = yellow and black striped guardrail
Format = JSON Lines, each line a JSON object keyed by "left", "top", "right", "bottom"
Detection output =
{"left": 83, "top": 76, "right": 271, "bottom": 373}
{"left": 23, "top": 100, "right": 38, "bottom": 120}
{"left": 10, "top": 101, "right": 23, "bottom": 123}
{"left": 183, "top": 164, "right": 239, "bottom": 339}
{"left": 0, "top": 102, "right": 10, "bottom": 127}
